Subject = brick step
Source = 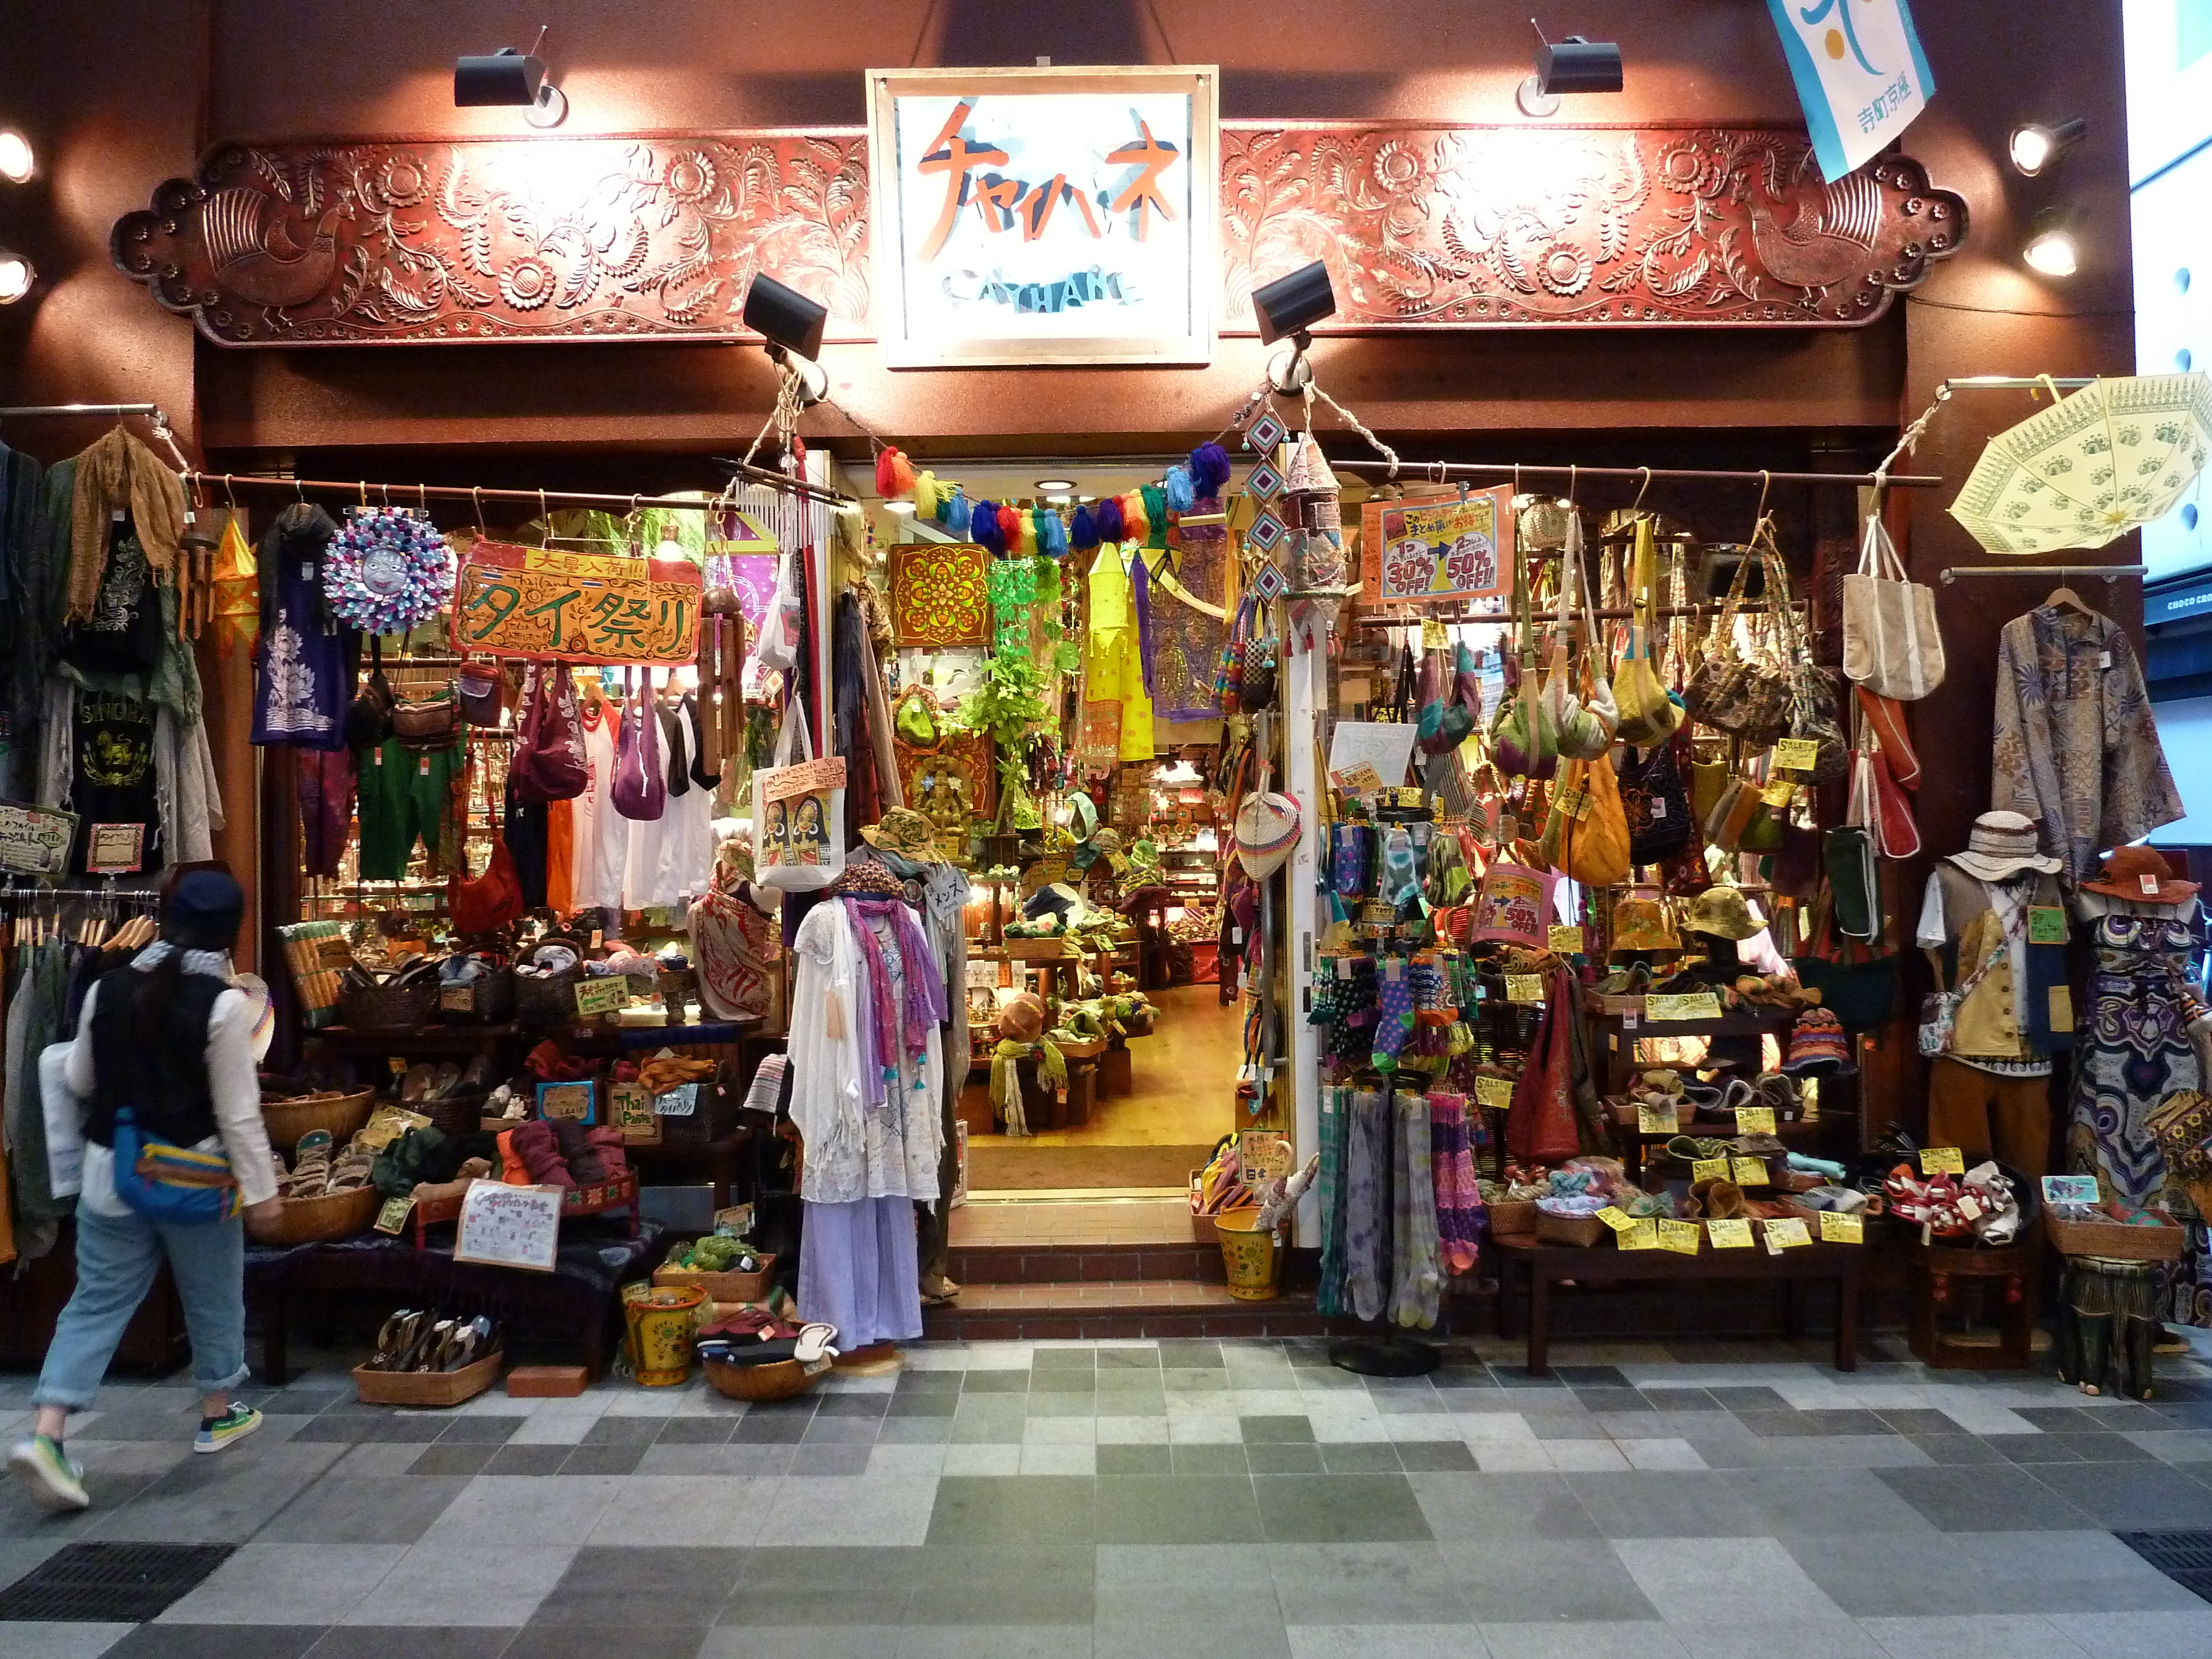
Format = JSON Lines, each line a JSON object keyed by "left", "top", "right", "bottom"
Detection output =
{"left": 948, "top": 1239, "right": 1226, "bottom": 1287}
{"left": 921, "top": 1278, "right": 1365, "bottom": 1341}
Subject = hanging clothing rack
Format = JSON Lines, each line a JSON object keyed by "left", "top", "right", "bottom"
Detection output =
{"left": 187, "top": 462, "right": 855, "bottom": 515}
{"left": 1354, "top": 601, "right": 1805, "bottom": 630}
{"left": 0, "top": 401, "right": 193, "bottom": 473}
{"left": 1321, "top": 457, "right": 1943, "bottom": 491}
{"left": 1935, "top": 376, "right": 2098, "bottom": 400}
{"left": 1939, "top": 564, "right": 2145, "bottom": 586}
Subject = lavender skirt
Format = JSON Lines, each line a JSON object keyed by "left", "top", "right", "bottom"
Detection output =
{"left": 797, "top": 1195, "right": 923, "bottom": 1349}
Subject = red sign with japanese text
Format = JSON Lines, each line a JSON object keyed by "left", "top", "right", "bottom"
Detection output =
{"left": 451, "top": 542, "right": 701, "bottom": 665}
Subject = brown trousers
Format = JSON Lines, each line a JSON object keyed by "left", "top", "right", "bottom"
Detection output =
{"left": 1925, "top": 1056, "right": 2052, "bottom": 1177}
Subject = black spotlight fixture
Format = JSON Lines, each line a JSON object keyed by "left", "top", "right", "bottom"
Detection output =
{"left": 743, "top": 273, "right": 830, "bottom": 404}
{"left": 455, "top": 26, "right": 566, "bottom": 128}
{"left": 2009, "top": 117, "right": 2088, "bottom": 177}
{"left": 1517, "top": 18, "right": 1624, "bottom": 117}
{"left": 1252, "top": 259, "right": 1335, "bottom": 393}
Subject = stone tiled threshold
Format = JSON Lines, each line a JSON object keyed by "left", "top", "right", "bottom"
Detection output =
{"left": 6, "top": 1334, "right": 2212, "bottom": 1657}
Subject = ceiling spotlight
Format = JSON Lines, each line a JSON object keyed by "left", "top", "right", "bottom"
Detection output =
{"left": 2008, "top": 117, "right": 2087, "bottom": 178}
{"left": 1034, "top": 478, "right": 1076, "bottom": 493}
{"left": 0, "top": 249, "right": 34, "bottom": 303}
{"left": 1252, "top": 258, "right": 1335, "bottom": 393}
{"left": 1517, "top": 18, "right": 1623, "bottom": 117}
{"left": 2022, "top": 206, "right": 2080, "bottom": 278}
{"left": 455, "top": 27, "right": 567, "bottom": 128}
{"left": 742, "top": 273, "right": 830, "bottom": 404}
{"left": 0, "top": 130, "right": 33, "bottom": 184}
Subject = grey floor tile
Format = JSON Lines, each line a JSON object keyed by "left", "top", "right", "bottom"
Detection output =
{"left": 1390, "top": 1443, "right": 1475, "bottom": 1472}
{"left": 705, "top": 1630, "right": 904, "bottom": 1659}
{"left": 926, "top": 1477, "right": 1095, "bottom": 1546}
{"left": 1097, "top": 1474, "right": 1263, "bottom": 1544}
{"left": 263, "top": 1475, "right": 469, "bottom": 1544}
{"left": 433, "top": 1417, "right": 525, "bottom": 1446}
{"left": 527, "top": 1543, "right": 744, "bottom": 1626}
{"left": 1287, "top": 1627, "right": 1485, "bottom": 1658}
{"left": 1706, "top": 1386, "right": 1792, "bottom": 1411}
{"left": 886, "top": 1395, "right": 959, "bottom": 1419}
{"left": 878, "top": 1417, "right": 954, "bottom": 1445}
{"left": 559, "top": 1444, "right": 645, "bottom": 1477}
{"left": 1411, "top": 1472, "right": 1597, "bottom": 1542}
{"left": 581, "top": 1417, "right": 660, "bottom": 1446}
{"left": 721, "top": 1545, "right": 916, "bottom": 1625}
{"left": 1242, "top": 1415, "right": 1316, "bottom": 1444}
{"left": 406, "top": 1445, "right": 495, "bottom": 1479}
{"left": 818, "top": 1394, "right": 890, "bottom": 1418}
{"left": 153, "top": 1541, "right": 400, "bottom": 1625}
{"left": 1614, "top": 1535, "right": 1845, "bottom": 1621}
{"left": 1718, "top": 1468, "right": 1940, "bottom": 1538}
{"left": 654, "top": 1418, "right": 737, "bottom": 1444}
{"left": 1098, "top": 1541, "right": 1283, "bottom": 1625}
{"left": 1875, "top": 1464, "right": 2099, "bottom": 1531}
{"left": 1097, "top": 1444, "right": 1172, "bottom": 1474}
{"left": 1563, "top": 1470, "right": 1763, "bottom": 1538}
{"left": 2053, "top": 1433, "right": 2156, "bottom": 1463}
{"left": 88, "top": 1441, "right": 347, "bottom": 1544}
{"left": 1798, "top": 1410, "right": 1893, "bottom": 1437}
{"left": 1905, "top": 1434, "right": 2006, "bottom": 1466}
{"left": 1856, "top": 1613, "right": 2093, "bottom": 1659}
{"left": 899, "top": 1625, "right": 1101, "bottom": 1657}
{"left": 1248, "top": 1443, "right": 1325, "bottom": 1474}
{"left": 1877, "top": 1408, "right": 1967, "bottom": 1436}
{"left": 1572, "top": 1389, "right": 1651, "bottom": 1414}
{"left": 106, "top": 1628, "right": 330, "bottom": 1659}
{"left": 303, "top": 1629, "right": 518, "bottom": 1659}
{"left": 799, "top": 1416, "right": 880, "bottom": 1444}
{"left": 338, "top": 1542, "right": 574, "bottom": 1626}
{"left": 510, "top": 1629, "right": 706, "bottom": 1659}
{"left": 2028, "top": 1459, "right": 2212, "bottom": 1528}
{"left": 1984, "top": 1432, "right": 2086, "bottom": 1463}
{"left": 733, "top": 1409, "right": 816, "bottom": 1443}
{"left": 1321, "top": 1443, "right": 1404, "bottom": 1474}
{"left": 1552, "top": 1366, "right": 1629, "bottom": 1388}
{"left": 1256, "top": 1474, "right": 1432, "bottom": 1543}
{"left": 1640, "top": 1389, "right": 1721, "bottom": 1412}
{"left": 1527, "top": 1416, "right": 1611, "bottom": 1441}
{"left": 787, "top": 1443, "right": 875, "bottom": 1476}
{"left": 1662, "top": 1619, "right": 1879, "bottom": 1658}
{"left": 1267, "top": 1542, "right": 1468, "bottom": 1626}
{"left": 1783, "top": 1529, "right": 2203, "bottom": 1616}
{"left": 904, "top": 1544, "right": 1094, "bottom": 1625}
{"left": 2042, "top": 1610, "right": 2212, "bottom": 1659}
{"left": 479, "top": 1444, "right": 566, "bottom": 1476}
{"left": 1462, "top": 1538, "right": 1662, "bottom": 1623}
{"left": 1171, "top": 1444, "right": 1249, "bottom": 1475}
{"left": 1478, "top": 1623, "right": 1688, "bottom": 1659}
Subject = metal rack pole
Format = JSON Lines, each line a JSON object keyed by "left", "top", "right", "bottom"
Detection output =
{"left": 1938, "top": 564, "right": 2146, "bottom": 586}
{"left": 186, "top": 466, "right": 856, "bottom": 514}
{"left": 1934, "top": 376, "right": 2098, "bottom": 399}
{"left": 1321, "top": 457, "right": 1944, "bottom": 491}
{"left": 0, "top": 403, "right": 166, "bottom": 419}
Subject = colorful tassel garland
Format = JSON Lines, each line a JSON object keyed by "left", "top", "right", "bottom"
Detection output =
{"left": 1190, "top": 441, "right": 1232, "bottom": 495}
{"left": 996, "top": 504, "right": 1022, "bottom": 551}
{"left": 1120, "top": 492, "right": 1149, "bottom": 546}
{"left": 1140, "top": 484, "right": 1168, "bottom": 549}
{"left": 946, "top": 492, "right": 972, "bottom": 536}
{"left": 875, "top": 447, "right": 916, "bottom": 499}
{"left": 1164, "top": 465, "right": 1195, "bottom": 514}
{"left": 914, "top": 471, "right": 940, "bottom": 519}
{"left": 1094, "top": 497, "right": 1126, "bottom": 545}
{"left": 973, "top": 498, "right": 1003, "bottom": 552}
{"left": 1038, "top": 510, "right": 1067, "bottom": 558}
{"left": 1014, "top": 508, "right": 1038, "bottom": 557}
{"left": 1071, "top": 504, "right": 1099, "bottom": 551}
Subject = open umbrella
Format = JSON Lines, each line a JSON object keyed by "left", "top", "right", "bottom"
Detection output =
{"left": 1948, "top": 372, "right": 2211, "bottom": 554}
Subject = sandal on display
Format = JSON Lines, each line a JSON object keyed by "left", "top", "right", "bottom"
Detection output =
{"left": 794, "top": 1323, "right": 842, "bottom": 1365}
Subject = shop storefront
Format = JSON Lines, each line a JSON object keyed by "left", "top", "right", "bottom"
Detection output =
{"left": 1, "top": 1, "right": 2200, "bottom": 1413}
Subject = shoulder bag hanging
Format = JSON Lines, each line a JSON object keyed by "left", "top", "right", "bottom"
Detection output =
{"left": 752, "top": 698, "right": 847, "bottom": 893}
{"left": 1918, "top": 899, "right": 2028, "bottom": 1058}
{"left": 1610, "top": 517, "right": 1681, "bottom": 747}
{"left": 1843, "top": 511, "right": 1945, "bottom": 701}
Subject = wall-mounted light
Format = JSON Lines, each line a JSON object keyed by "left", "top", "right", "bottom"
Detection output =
{"left": 0, "top": 249, "right": 35, "bottom": 303}
{"left": 455, "top": 27, "right": 566, "bottom": 128}
{"left": 742, "top": 273, "right": 830, "bottom": 405}
{"left": 2022, "top": 206, "right": 2080, "bottom": 278}
{"left": 2008, "top": 117, "right": 2086, "bottom": 178}
{"left": 0, "top": 130, "right": 33, "bottom": 184}
{"left": 1517, "top": 18, "right": 1624, "bottom": 118}
{"left": 1253, "top": 258, "right": 1336, "bottom": 393}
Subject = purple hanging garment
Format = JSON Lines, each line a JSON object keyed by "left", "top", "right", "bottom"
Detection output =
{"left": 612, "top": 669, "right": 666, "bottom": 821}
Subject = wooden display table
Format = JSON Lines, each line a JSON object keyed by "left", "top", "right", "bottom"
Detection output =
{"left": 1492, "top": 1236, "right": 1865, "bottom": 1377}
{"left": 1907, "top": 1237, "right": 2038, "bottom": 1370}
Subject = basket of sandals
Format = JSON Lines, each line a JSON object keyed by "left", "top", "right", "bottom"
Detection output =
{"left": 701, "top": 1319, "right": 841, "bottom": 1402}
{"left": 354, "top": 1311, "right": 503, "bottom": 1406}
{"left": 336, "top": 963, "right": 440, "bottom": 1032}
{"left": 258, "top": 1086, "right": 374, "bottom": 1149}
{"left": 265, "top": 1125, "right": 380, "bottom": 1244}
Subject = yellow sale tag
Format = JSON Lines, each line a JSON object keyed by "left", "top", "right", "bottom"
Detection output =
{"left": 1594, "top": 1206, "right": 1635, "bottom": 1233}
{"left": 1619, "top": 1218, "right": 1661, "bottom": 1250}
{"left": 1658, "top": 1219, "right": 1702, "bottom": 1255}
{"left": 1646, "top": 992, "right": 1723, "bottom": 1022}
{"left": 1555, "top": 786, "right": 1593, "bottom": 821}
{"left": 1548, "top": 925, "right": 1585, "bottom": 955}
{"left": 1819, "top": 1212, "right": 1864, "bottom": 1244}
{"left": 1474, "top": 1075, "right": 1516, "bottom": 1110}
{"left": 1334, "top": 763, "right": 1385, "bottom": 797}
{"left": 1772, "top": 737, "right": 1822, "bottom": 772}
{"left": 1733, "top": 1156, "right": 1771, "bottom": 1186}
{"left": 1691, "top": 1157, "right": 1732, "bottom": 1183}
{"left": 1707, "top": 1218, "right": 1755, "bottom": 1249}
{"left": 574, "top": 976, "right": 630, "bottom": 1018}
{"left": 1735, "top": 1106, "right": 1777, "bottom": 1135}
{"left": 1639, "top": 1102, "right": 1681, "bottom": 1136}
{"left": 1921, "top": 1147, "right": 1965, "bottom": 1175}
{"left": 1761, "top": 779, "right": 1797, "bottom": 808}
{"left": 1422, "top": 619, "right": 1449, "bottom": 650}
{"left": 1505, "top": 974, "right": 1546, "bottom": 1004}
{"left": 373, "top": 1196, "right": 415, "bottom": 1235}
{"left": 1764, "top": 1217, "right": 1812, "bottom": 1249}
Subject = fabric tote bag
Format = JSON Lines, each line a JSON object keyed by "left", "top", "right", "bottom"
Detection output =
{"left": 753, "top": 702, "right": 847, "bottom": 893}
{"left": 1842, "top": 514, "right": 1945, "bottom": 701}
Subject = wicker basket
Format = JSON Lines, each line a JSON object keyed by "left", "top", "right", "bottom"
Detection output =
{"left": 1535, "top": 1209, "right": 1610, "bottom": 1248}
{"left": 1487, "top": 1199, "right": 1539, "bottom": 1239}
{"left": 703, "top": 1353, "right": 829, "bottom": 1402}
{"left": 263, "top": 1185, "right": 380, "bottom": 1246}
{"left": 416, "top": 1091, "right": 489, "bottom": 1140}
{"left": 260, "top": 1088, "right": 374, "bottom": 1151}
{"left": 337, "top": 978, "right": 438, "bottom": 1032}
{"left": 654, "top": 1256, "right": 776, "bottom": 1304}
{"left": 2047, "top": 1209, "right": 2188, "bottom": 1261}
{"left": 439, "top": 967, "right": 514, "bottom": 1024}
{"left": 514, "top": 966, "right": 583, "bottom": 1024}
{"left": 353, "top": 1348, "right": 503, "bottom": 1407}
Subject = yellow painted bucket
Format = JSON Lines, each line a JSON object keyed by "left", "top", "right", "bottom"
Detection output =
{"left": 624, "top": 1285, "right": 707, "bottom": 1386}
{"left": 1213, "top": 1208, "right": 1281, "bottom": 1301}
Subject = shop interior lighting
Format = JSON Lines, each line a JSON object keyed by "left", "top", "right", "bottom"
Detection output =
{"left": 1517, "top": 18, "right": 1623, "bottom": 118}
{"left": 2008, "top": 117, "right": 2087, "bottom": 177}
{"left": 740, "top": 273, "right": 830, "bottom": 405}
{"left": 0, "top": 130, "right": 33, "bottom": 184}
{"left": 1253, "top": 258, "right": 1335, "bottom": 393}
{"left": 2022, "top": 206, "right": 2080, "bottom": 278}
{"left": 455, "top": 26, "right": 567, "bottom": 128}
{"left": 883, "top": 499, "right": 916, "bottom": 515}
{"left": 1034, "top": 478, "right": 1077, "bottom": 493}
{"left": 0, "top": 249, "right": 34, "bottom": 304}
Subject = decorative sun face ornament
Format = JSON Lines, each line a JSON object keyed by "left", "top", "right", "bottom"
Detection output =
{"left": 324, "top": 507, "right": 456, "bottom": 635}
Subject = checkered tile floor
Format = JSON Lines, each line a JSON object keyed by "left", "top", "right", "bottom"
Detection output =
{"left": 8, "top": 1334, "right": 2212, "bottom": 1658}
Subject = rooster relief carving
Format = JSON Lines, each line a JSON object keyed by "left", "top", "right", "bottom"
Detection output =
{"left": 201, "top": 187, "right": 342, "bottom": 310}
{"left": 1735, "top": 151, "right": 1882, "bottom": 310}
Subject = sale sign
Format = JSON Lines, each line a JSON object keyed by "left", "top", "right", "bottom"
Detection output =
{"left": 451, "top": 542, "right": 701, "bottom": 665}
{"left": 1360, "top": 487, "right": 1515, "bottom": 608}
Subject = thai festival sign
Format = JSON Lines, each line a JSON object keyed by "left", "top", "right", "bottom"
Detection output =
{"left": 866, "top": 65, "right": 1218, "bottom": 366}
{"left": 1359, "top": 486, "right": 1516, "bottom": 608}
{"left": 451, "top": 541, "right": 701, "bottom": 664}
{"left": 1765, "top": 0, "right": 1934, "bottom": 181}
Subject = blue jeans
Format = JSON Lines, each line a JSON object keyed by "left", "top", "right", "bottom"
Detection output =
{"left": 32, "top": 1203, "right": 249, "bottom": 1413}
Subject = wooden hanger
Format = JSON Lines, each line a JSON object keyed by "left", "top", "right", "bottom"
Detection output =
{"left": 2046, "top": 583, "right": 2094, "bottom": 615}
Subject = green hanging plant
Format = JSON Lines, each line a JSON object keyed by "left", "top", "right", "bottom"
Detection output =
{"left": 947, "top": 651, "right": 1051, "bottom": 751}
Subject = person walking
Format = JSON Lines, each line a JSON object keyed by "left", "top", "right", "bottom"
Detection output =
{"left": 7, "top": 870, "right": 283, "bottom": 1514}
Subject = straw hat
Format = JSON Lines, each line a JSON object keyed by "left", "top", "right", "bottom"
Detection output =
{"left": 1610, "top": 894, "right": 1681, "bottom": 956}
{"left": 2081, "top": 844, "right": 2198, "bottom": 905}
{"left": 1683, "top": 886, "right": 1763, "bottom": 942}
{"left": 1944, "top": 810, "right": 2062, "bottom": 883}
{"left": 859, "top": 807, "right": 946, "bottom": 862}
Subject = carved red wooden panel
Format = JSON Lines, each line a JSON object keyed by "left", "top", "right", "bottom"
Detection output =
{"left": 111, "top": 123, "right": 1963, "bottom": 345}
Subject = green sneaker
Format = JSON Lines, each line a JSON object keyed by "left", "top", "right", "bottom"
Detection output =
{"left": 7, "top": 1434, "right": 89, "bottom": 1512}
{"left": 194, "top": 1404, "right": 262, "bottom": 1455}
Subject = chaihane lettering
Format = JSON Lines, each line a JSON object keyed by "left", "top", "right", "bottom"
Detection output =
{"left": 916, "top": 101, "right": 1185, "bottom": 264}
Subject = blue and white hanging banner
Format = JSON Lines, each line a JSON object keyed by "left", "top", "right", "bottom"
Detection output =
{"left": 1766, "top": 0, "right": 1936, "bottom": 182}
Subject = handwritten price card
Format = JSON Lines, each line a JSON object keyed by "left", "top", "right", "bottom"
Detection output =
{"left": 1707, "top": 1218, "right": 1755, "bottom": 1249}
{"left": 1818, "top": 1212, "right": 1864, "bottom": 1244}
{"left": 453, "top": 1182, "right": 562, "bottom": 1272}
